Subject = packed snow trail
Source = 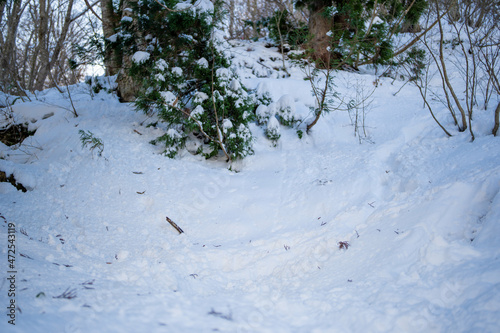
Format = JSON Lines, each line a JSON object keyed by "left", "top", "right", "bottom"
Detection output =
{"left": 1, "top": 43, "right": 500, "bottom": 332}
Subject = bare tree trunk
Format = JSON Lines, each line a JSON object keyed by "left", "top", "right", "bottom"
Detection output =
{"left": 20, "top": 29, "right": 34, "bottom": 88}
{"left": 228, "top": 0, "right": 235, "bottom": 39}
{"left": 35, "top": 0, "right": 74, "bottom": 91}
{"left": 29, "top": 0, "right": 49, "bottom": 91}
{"left": 116, "top": 0, "right": 139, "bottom": 102}
{"left": 447, "top": 0, "right": 460, "bottom": 21}
{"left": 0, "top": 0, "right": 24, "bottom": 92}
{"left": 100, "top": 0, "right": 121, "bottom": 75}
{"left": 493, "top": 102, "right": 500, "bottom": 136}
{"left": 246, "top": 0, "right": 259, "bottom": 39}
{"left": 0, "top": 1, "right": 6, "bottom": 32}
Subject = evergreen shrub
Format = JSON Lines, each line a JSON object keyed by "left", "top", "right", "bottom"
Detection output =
{"left": 114, "top": 0, "right": 257, "bottom": 161}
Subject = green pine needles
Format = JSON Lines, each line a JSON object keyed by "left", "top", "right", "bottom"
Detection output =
{"left": 115, "top": 0, "right": 257, "bottom": 162}
{"left": 79, "top": 130, "right": 104, "bottom": 157}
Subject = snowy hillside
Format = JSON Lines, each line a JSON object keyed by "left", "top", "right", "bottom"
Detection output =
{"left": 1, "top": 40, "right": 500, "bottom": 332}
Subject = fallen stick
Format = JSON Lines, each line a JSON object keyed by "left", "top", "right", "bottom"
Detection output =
{"left": 166, "top": 217, "right": 184, "bottom": 234}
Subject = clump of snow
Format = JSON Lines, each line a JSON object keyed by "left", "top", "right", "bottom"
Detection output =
{"left": 155, "top": 59, "right": 168, "bottom": 71}
{"left": 166, "top": 128, "right": 182, "bottom": 138}
{"left": 222, "top": 119, "right": 233, "bottom": 133}
{"left": 230, "top": 79, "right": 241, "bottom": 91}
{"left": 171, "top": 67, "right": 183, "bottom": 76}
{"left": 365, "top": 16, "right": 384, "bottom": 30}
{"left": 107, "top": 34, "right": 118, "bottom": 43}
{"left": 175, "top": 0, "right": 214, "bottom": 19}
{"left": 266, "top": 116, "right": 281, "bottom": 144}
{"left": 193, "top": 92, "right": 209, "bottom": 104}
{"left": 256, "top": 104, "right": 275, "bottom": 125}
{"left": 276, "top": 94, "right": 296, "bottom": 125}
{"left": 190, "top": 105, "right": 204, "bottom": 118}
{"left": 179, "top": 34, "right": 195, "bottom": 42}
{"left": 255, "top": 81, "right": 273, "bottom": 103}
{"left": 196, "top": 57, "right": 209, "bottom": 69}
{"left": 160, "top": 91, "right": 176, "bottom": 105}
{"left": 85, "top": 74, "right": 117, "bottom": 93}
{"left": 236, "top": 123, "right": 252, "bottom": 142}
{"left": 131, "top": 51, "right": 150, "bottom": 64}
{"left": 216, "top": 68, "right": 230, "bottom": 80}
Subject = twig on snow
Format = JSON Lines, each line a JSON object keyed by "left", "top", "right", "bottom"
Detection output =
{"left": 166, "top": 217, "right": 184, "bottom": 234}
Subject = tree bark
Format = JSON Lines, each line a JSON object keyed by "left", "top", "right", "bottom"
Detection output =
{"left": 115, "top": 0, "right": 139, "bottom": 102}
{"left": 34, "top": 0, "right": 75, "bottom": 91}
{"left": 447, "top": 0, "right": 460, "bottom": 22}
{"left": 100, "top": 0, "right": 121, "bottom": 75}
{"left": 0, "top": 0, "right": 24, "bottom": 92}
{"left": 29, "top": 0, "right": 49, "bottom": 91}
{"left": 493, "top": 102, "right": 500, "bottom": 136}
{"left": 228, "top": 0, "right": 235, "bottom": 39}
{"left": 0, "top": 1, "right": 6, "bottom": 33}
{"left": 307, "top": 0, "right": 333, "bottom": 65}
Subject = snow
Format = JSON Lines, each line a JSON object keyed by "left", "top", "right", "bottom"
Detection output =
{"left": 166, "top": 128, "right": 182, "bottom": 139}
{"left": 366, "top": 16, "right": 384, "bottom": 30}
{"left": 179, "top": 34, "right": 195, "bottom": 42}
{"left": 229, "top": 79, "right": 241, "bottom": 91}
{"left": 171, "top": 67, "right": 183, "bottom": 76}
{"left": 216, "top": 68, "right": 230, "bottom": 80}
{"left": 155, "top": 59, "right": 168, "bottom": 71}
{"left": 196, "top": 57, "right": 209, "bottom": 69}
{"left": 131, "top": 51, "right": 150, "bottom": 64}
{"left": 160, "top": 91, "right": 176, "bottom": 105}
{"left": 266, "top": 116, "right": 281, "bottom": 144}
{"left": 276, "top": 94, "right": 296, "bottom": 122}
{"left": 256, "top": 81, "right": 272, "bottom": 99}
{"left": 256, "top": 104, "right": 271, "bottom": 124}
{"left": 1, "top": 39, "right": 500, "bottom": 333}
{"left": 193, "top": 91, "right": 209, "bottom": 104}
{"left": 175, "top": 0, "right": 214, "bottom": 14}
{"left": 106, "top": 34, "right": 118, "bottom": 43}
{"left": 154, "top": 73, "right": 165, "bottom": 82}
{"left": 191, "top": 105, "right": 204, "bottom": 118}
{"left": 222, "top": 119, "right": 233, "bottom": 129}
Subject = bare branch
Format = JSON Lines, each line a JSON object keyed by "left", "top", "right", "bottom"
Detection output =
{"left": 83, "top": 0, "right": 102, "bottom": 21}
{"left": 71, "top": 0, "right": 100, "bottom": 22}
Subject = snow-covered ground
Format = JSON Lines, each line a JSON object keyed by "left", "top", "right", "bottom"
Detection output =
{"left": 1, "top": 41, "right": 499, "bottom": 332}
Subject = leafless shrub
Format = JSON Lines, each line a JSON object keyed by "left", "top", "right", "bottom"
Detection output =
{"left": 409, "top": 0, "right": 500, "bottom": 139}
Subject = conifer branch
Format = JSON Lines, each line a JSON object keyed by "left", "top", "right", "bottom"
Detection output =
{"left": 210, "top": 46, "right": 231, "bottom": 162}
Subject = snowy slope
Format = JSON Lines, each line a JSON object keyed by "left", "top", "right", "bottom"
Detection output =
{"left": 1, "top": 41, "right": 500, "bottom": 333}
